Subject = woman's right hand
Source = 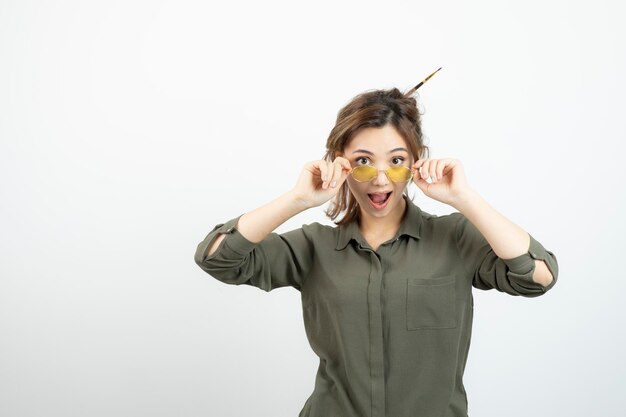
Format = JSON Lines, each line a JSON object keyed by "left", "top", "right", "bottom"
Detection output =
{"left": 291, "top": 157, "right": 352, "bottom": 208}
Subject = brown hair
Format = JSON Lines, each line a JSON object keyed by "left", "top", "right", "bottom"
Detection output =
{"left": 322, "top": 87, "right": 431, "bottom": 226}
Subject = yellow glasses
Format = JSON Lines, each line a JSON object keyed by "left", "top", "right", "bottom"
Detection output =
{"left": 349, "top": 165, "right": 415, "bottom": 183}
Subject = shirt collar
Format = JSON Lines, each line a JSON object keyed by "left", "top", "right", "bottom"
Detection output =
{"left": 335, "top": 193, "right": 423, "bottom": 251}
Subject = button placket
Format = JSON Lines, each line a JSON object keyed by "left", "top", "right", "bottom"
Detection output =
{"left": 367, "top": 252, "right": 386, "bottom": 417}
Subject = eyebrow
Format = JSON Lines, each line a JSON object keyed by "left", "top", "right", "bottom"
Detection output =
{"left": 351, "top": 147, "right": 409, "bottom": 155}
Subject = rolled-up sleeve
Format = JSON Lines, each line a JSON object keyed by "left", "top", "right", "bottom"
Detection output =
{"left": 194, "top": 213, "right": 314, "bottom": 292}
{"left": 454, "top": 213, "right": 559, "bottom": 297}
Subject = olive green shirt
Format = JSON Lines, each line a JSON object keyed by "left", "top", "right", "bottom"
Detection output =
{"left": 194, "top": 194, "right": 559, "bottom": 417}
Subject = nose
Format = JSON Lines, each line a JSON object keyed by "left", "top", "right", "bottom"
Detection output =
{"left": 371, "top": 168, "right": 391, "bottom": 186}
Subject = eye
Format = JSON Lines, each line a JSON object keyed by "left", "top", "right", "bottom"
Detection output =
{"left": 392, "top": 156, "right": 405, "bottom": 165}
{"left": 356, "top": 156, "right": 369, "bottom": 165}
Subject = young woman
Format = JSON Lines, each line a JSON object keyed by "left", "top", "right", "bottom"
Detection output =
{"left": 194, "top": 76, "right": 558, "bottom": 417}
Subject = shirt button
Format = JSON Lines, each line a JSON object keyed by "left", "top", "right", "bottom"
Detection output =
{"left": 226, "top": 227, "right": 234, "bottom": 232}
{"left": 529, "top": 251, "right": 536, "bottom": 258}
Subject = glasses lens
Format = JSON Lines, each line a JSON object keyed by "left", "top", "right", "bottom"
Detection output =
{"left": 387, "top": 166, "right": 413, "bottom": 182}
{"left": 351, "top": 166, "right": 413, "bottom": 182}
{"left": 351, "top": 165, "right": 377, "bottom": 182}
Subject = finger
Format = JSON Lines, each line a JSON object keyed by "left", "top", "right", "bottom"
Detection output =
{"left": 435, "top": 160, "right": 446, "bottom": 183}
{"left": 413, "top": 170, "right": 428, "bottom": 191}
{"left": 330, "top": 162, "right": 342, "bottom": 188}
{"left": 336, "top": 156, "right": 352, "bottom": 173}
{"left": 429, "top": 159, "right": 438, "bottom": 183}
{"left": 414, "top": 159, "right": 424, "bottom": 179}
{"left": 415, "top": 159, "right": 426, "bottom": 181}
{"left": 333, "top": 157, "right": 348, "bottom": 170}
{"left": 430, "top": 159, "right": 442, "bottom": 182}
{"left": 337, "top": 158, "right": 352, "bottom": 184}
{"left": 326, "top": 161, "right": 337, "bottom": 189}
{"left": 435, "top": 159, "right": 448, "bottom": 181}
{"left": 335, "top": 162, "right": 345, "bottom": 182}
{"left": 341, "top": 158, "right": 352, "bottom": 177}
{"left": 436, "top": 160, "right": 447, "bottom": 181}
{"left": 318, "top": 161, "right": 329, "bottom": 188}
{"left": 421, "top": 159, "right": 431, "bottom": 181}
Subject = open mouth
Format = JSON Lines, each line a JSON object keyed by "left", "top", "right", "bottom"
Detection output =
{"left": 368, "top": 191, "right": 392, "bottom": 206}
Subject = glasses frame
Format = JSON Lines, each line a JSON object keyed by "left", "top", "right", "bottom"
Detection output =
{"left": 349, "top": 165, "right": 415, "bottom": 183}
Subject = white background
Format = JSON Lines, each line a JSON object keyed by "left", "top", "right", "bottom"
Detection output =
{"left": 1, "top": 0, "right": 624, "bottom": 416}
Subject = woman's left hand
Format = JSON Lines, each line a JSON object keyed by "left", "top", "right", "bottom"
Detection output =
{"left": 411, "top": 158, "right": 473, "bottom": 206}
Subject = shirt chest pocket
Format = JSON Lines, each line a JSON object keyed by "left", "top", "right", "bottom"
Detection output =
{"left": 406, "top": 275, "right": 457, "bottom": 330}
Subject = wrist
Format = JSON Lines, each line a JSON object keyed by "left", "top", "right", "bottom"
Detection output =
{"left": 287, "top": 190, "right": 313, "bottom": 211}
{"left": 450, "top": 187, "right": 479, "bottom": 211}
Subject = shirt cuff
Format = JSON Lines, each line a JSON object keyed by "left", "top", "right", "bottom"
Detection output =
{"left": 206, "top": 213, "right": 260, "bottom": 258}
{"left": 500, "top": 233, "right": 557, "bottom": 291}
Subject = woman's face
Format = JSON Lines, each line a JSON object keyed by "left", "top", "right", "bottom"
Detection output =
{"left": 336, "top": 125, "right": 414, "bottom": 220}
